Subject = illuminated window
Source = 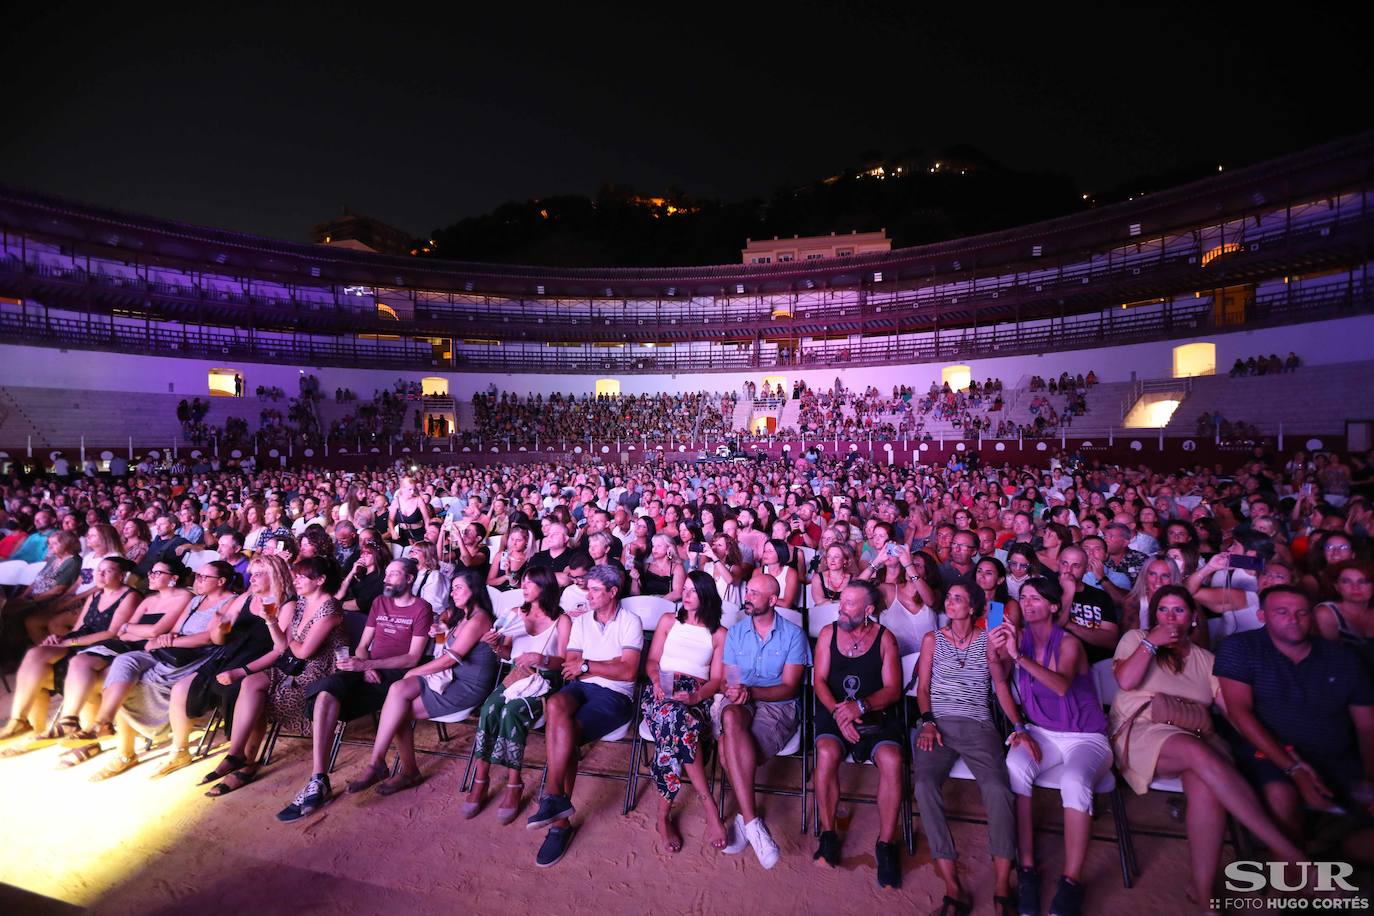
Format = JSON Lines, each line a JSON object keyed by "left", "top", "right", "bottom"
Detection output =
{"left": 941, "top": 364, "right": 971, "bottom": 391}
{"left": 595, "top": 378, "right": 621, "bottom": 397}
{"left": 207, "top": 368, "right": 241, "bottom": 397}
{"left": 1173, "top": 342, "right": 1216, "bottom": 378}
{"left": 376, "top": 303, "right": 399, "bottom": 320}
{"left": 421, "top": 377, "right": 449, "bottom": 397}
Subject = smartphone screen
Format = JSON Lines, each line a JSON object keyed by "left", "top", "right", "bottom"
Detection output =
{"left": 986, "top": 601, "right": 1005, "bottom": 630}
{"left": 1229, "top": 554, "right": 1264, "bottom": 572}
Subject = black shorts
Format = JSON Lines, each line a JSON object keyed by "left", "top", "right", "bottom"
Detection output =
{"left": 814, "top": 707, "right": 903, "bottom": 764}
{"left": 304, "top": 669, "right": 405, "bottom": 720}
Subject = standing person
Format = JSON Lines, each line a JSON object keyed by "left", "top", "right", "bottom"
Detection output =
{"left": 811, "top": 581, "right": 905, "bottom": 888}
{"left": 1111, "top": 586, "right": 1306, "bottom": 911}
{"left": 988, "top": 576, "right": 1112, "bottom": 916}
{"left": 348, "top": 569, "right": 498, "bottom": 798}
{"left": 717, "top": 573, "right": 810, "bottom": 870}
{"left": 914, "top": 581, "right": 1021, "bottom": 914}
{"left": 641, "top": 570, "right": 728, "bottom": 852}
{"left": 526, "top": 564, "right": 642, "bottom": 867}
{"left": 388, "top": 476, "right": 431, "bottom": 547}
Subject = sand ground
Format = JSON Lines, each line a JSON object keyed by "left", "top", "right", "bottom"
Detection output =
{"left": 0, "top": 687, "right": 1357, "bottom": 915}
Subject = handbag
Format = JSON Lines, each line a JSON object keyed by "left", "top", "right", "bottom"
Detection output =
{"left": 1111, "top": 692, "right": 1214, "bottom": 769}
{"left": 501, "top": 624, "right": 560, "bottom": 701}
{"left": 273, "top": 649, "right": 307, "bottom": 677}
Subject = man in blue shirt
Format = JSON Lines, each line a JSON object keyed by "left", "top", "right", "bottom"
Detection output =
{"left": 1217, "top": 585, "right": 1374, "bottom": 863}
{"left": 718, "top": 573, "right": 811, "bottom": 870}
{"left": 11, "top": 509, "right": 57, "bottom": 564}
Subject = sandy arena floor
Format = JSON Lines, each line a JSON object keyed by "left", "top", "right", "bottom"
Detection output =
{"left": 0, "top": 687, "right": 1359, "bottom": 915}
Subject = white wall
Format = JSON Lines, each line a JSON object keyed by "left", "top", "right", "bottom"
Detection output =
{"left": 2, "top": 311, "right": 1371, "bottom": 399}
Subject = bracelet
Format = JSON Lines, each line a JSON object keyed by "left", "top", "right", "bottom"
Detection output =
{"left": 855, "top": 698, "right": 868, "bottom": 716}
{"left": 1139, "top": 637, "right": 1159, "bottom": 656}
{"left": 1282, "top": 760, "right": 1305, "bottom": 776}
{"left": 1013, "top": 723, "right": 1028, "bottom": 733}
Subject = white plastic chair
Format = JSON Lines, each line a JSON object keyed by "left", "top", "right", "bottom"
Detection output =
{"left": 1207, "top": 607, "right": 1263, "bottom": 645}
{"left": 183, "top": 549, "right": 221, "bottom": 572}
{"left": 775, "top": 606, "right": 804, "bottom": 629}
{"left": 619, "top": 595, "right": 676, "bottom": 632}
{"left": 808, "top": 601, "right": 841, "bottom": 639}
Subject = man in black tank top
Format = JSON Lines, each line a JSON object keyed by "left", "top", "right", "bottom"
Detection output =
{"left": 812, "top": 581, "right": 906, "bottom": 888}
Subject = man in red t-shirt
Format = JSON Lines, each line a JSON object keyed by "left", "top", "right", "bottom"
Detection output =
{"left": 276, "top": 559, "right": 432, "bottom": 822}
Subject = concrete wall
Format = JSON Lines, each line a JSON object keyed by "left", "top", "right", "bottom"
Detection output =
{"left": 2, "top": 311, "right": 1371, "bottom": 399}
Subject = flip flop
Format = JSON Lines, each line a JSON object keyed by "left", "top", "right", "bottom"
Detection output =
{"left": 659, "top": 819, "right": 683, "bottom": 854}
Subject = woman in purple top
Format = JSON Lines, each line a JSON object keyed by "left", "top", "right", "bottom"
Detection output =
{"left": 989, "top": 576, "right": 1111, "bottom": 916}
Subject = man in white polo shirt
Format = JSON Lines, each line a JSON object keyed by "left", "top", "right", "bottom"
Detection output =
{"left": 527, "top": 563, "right": 643, "bottom": 867}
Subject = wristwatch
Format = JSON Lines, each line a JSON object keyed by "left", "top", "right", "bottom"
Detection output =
{"left": 855, "top": 698, "right": 868, "bottom": 716}
{"left": 579, "top": 661, "right": 590, "bottom": 676}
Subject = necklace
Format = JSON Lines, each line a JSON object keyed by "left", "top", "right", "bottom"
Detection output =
{"left": 844, "top": 622, "right": 871, "bottom": 655}
{"left": 945, "top": 625, "right": 976, "bottom": 668}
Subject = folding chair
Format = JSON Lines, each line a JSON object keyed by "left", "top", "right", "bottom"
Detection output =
{"left": 812, "top": 653, "right": 915, "bottom": 853}
{"left": 713, "top": 669, "right": 811, "bottom": 833}
{"left": 1090, "top": 658, "right": 1244, "bottom": 886}
{"left": 619, "top": 596, "right": 677, "bottom": 632}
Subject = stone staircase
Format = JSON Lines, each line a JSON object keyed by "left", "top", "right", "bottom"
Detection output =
{"left": 1165, "top": 361, "right": 1371, "bottom": 435}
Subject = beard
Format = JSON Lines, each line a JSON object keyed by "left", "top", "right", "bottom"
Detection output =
{"left": 837, "top": 614, "right": 865, "bottom": 632}
{"left": 384, "top": 583, "right": 409, "bottom": 598}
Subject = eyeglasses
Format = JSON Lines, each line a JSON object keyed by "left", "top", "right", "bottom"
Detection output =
{"left": 1326, "top": 543, "right": 1354, "bottom": 554}
{"left": 194, "top": 573, "right": 225, "bottom": 581}
{"left": 149, "top": 569, "right": 174, "bottom": 577}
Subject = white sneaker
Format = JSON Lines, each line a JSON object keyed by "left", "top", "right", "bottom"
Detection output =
{"left": 745, "top": 817, "right": 780, "bottom": 869}
{"left": 722, "top": 814, "right": 749, "bottom": 855}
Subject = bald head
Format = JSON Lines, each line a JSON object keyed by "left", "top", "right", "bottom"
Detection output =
{"left": 743, "top": 572, "right": 780, "bottom": 617}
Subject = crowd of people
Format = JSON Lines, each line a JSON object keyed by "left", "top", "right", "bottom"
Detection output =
{"left": 0, "top": 437, "right": 1372, "bottom": 913}
{"left": 1231, "top": 353, "right": 1301, "bottom": 376}
{"left": 466, "top": 390, "right": 738, "bottom": 449}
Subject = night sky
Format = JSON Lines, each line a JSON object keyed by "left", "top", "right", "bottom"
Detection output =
{"left": 3, "top": 3, "right": 1369, "bottom": 245}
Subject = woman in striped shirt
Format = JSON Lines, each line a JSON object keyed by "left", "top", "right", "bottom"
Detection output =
{"left": 913, "top": 581, "right": 1025, "bottom": 916}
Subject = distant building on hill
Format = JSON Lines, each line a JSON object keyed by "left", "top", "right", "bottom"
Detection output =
{"left": 742, "top": 229, "right": 891, "bottom": 265}
{"left": 311, "top": 210, "right": 419, "bottom": 255}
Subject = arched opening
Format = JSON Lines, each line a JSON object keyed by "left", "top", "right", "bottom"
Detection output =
{"left": 760, "top": 375, "right": 787, "bottom": 399}
{"left": 941, "top": 364, "right": 971, "bottom": 391}
{"left": 1173, "top": 342, "right": 1216, "bottom": 378}
{"left": 421, "top": 376, "right": 449, "bottom": 397}
{"left": 595, "top": 378, "right": 621, "bottom": 398}
{"left": 207, "top": 368, "right": 243, "bottom": 397}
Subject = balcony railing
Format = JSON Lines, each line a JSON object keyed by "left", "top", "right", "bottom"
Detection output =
{"left": 1, "top": 278, "right": 1367, "bottom": 375}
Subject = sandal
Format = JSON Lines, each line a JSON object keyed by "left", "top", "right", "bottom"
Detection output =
{"left": 91, "top": 753, "right": 141, "bottom": 782}
{"left": 658, "top": 818, "right": 683, "bottom": 854}
{"left": 68, "top": 721, "right": 115, "bottom": 743}
{"left": 39, "top": 716, "right": 81, "bottom": 740}
{"left": 376, "top": 769, "right": 424, "bottom": 796}
{"left": 151, "top": 748, "right": 194, "bottom": 778}
{"left": 205, "top": 767, "right": 258, "bottom": 798}
{"left": 461, "top": 777, "right": 488, "bottom": 819}
{"left": 932, "top": 896, "right": 972, "bottom": 916}
{"left": 200, "top": 754, "right": 247, "bottom": 785}
{"left": 58, "top": 743, "right": 104, "bottom": 768}
{"left": 495, "top": 781, "right": 525, "bottom": 826}
{"left": 0, "top": 718, "right": 32, "bottom": 741}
